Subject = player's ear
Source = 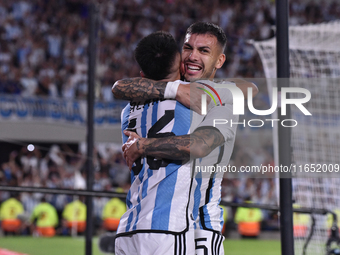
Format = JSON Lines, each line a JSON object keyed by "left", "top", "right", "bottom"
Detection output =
{"left": 140, "top": 71, "right": 145, "bottom": 78}
{"left": 180, "top": 62, "right": 185, "bottom": 76}
{"left": 215, "top": 54, "right": 226, "bottom": 69}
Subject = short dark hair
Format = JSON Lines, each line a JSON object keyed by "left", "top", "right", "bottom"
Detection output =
{"left": 186, "top": 22, "right": 227, "bottom": 53}
{"left": 134, "top": 31, "right": 179, "bottom": 80}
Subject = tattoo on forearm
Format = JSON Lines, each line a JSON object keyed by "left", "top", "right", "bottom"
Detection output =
{"left": 192, "top": 128, "right": 225, "bottom": 151}
{"left": 143, "top": 136, "right": 190, "bottom": 161}
{"left": 136, "top": 138, "right": 140, "bottom": 150}
{"left": 141, "top": 128, "right": 224, "bottom": 161}
{"left": 113, "top": 78, "right": 167, "bottom": 101}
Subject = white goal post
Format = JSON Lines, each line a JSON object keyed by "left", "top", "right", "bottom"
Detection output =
{"left": 253, "top": 20, "right": 340, "bottom": 255}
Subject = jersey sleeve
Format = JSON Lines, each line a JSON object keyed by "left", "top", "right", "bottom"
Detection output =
{"left": 196, "top": 80, "right": 235, "bottom": 110}
{"left": 195, "top": 103, "right": 238, "bottom": 144}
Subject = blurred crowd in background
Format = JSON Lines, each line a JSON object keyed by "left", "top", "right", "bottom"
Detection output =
{"left": 0, "top": 143, "right": 130, "bottom": 236}
{"left": 0, "top": 0, "right": 339, "bottom": 99}
{"left": 1, "top": 0, "right": 340, "bottom": 235}
{"left": 0, "top": 142, "right": 278, "bottom": 235}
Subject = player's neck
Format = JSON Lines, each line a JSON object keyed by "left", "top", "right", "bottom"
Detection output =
{"left": 162, "top": 72, "right": 181, "bottom": 82}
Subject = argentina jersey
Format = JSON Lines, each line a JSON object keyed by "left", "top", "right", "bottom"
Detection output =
{"left": 118, "top": 98, "right": 196, "bottom": 235}
{"left": 190, "top": 81, "right": 238, "bottom": 232}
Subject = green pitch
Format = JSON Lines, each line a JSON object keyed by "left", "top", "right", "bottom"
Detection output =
{"left": 224, "top": 239, "right": 281, "bottom": 255}
{"left": 0, "top": 236, "right": 280, "bottom": 255}
{"left": 0, "top": 237, "right": 102, "bottom": 255}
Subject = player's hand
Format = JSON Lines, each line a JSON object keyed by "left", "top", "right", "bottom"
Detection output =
{"left": 122, "top": 130, "right": 144, "bottom": 169}
{"left": 175, "top": 82, "right": 211, "bottom": 115}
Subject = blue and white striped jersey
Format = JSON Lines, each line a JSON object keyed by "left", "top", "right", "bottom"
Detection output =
{"left": 118, "top": 80, "right": 238, "bottom": 235}
{"left": 190, "top": 81, "right": 239, "bottom": 233}
{"left": 118, "top": 98, "right": 196, "bottom": 235}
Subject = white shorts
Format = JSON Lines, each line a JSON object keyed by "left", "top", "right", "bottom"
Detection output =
{"left": 115, "top": 231, "right": 195, "bottom": 255}
{"left": 195, "top": 229, "right": 225, "bottom": 255}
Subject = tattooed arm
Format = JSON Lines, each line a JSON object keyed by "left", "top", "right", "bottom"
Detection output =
{"left": 112, "top": 77, "right": 258, "bottom": 113}
{"left": 122, "top": 128, "right": 224, "bottom": 169}
{"left": 112, "top": 77, "right": 167, "bottom": 102}
{"left": 112, "top": 77, "right": 205, "bottom": 113}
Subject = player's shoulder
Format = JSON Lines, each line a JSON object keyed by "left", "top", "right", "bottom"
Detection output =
{"left": 196, "top": 79, "right": 234, "bottom": 103}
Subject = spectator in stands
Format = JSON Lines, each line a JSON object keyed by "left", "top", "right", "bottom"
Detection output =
{"left": 61, "top": 197, "right": 86, "bottom": 235}
{"left": 293, "top": 203, "right": 310, "bottom": 238}
{"left": 0, "top": 192, "right": 24, "bottom": 235}
{"left": 0, "top": 0, "right": 338, "bottom": 100}
{"left": 234, "top": 196, "right": 263, "bottom": 238}
{"left": 30, "top": 196, "right": 59, "bottom": 237}
{"left": 101, "top": 191, "right": 126, "bottom": 232}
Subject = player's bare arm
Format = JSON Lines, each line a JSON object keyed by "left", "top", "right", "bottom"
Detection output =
{"left": 112, "top": 77, "right": 206, "bottom": 112}
{"left": 122, "top": 128, "right": 224, "bottom": 169}
{"left": 112, "top": 77, "right": 167, "bottom": 102}
{"left": 113, "top": 77, "right": 258, "bottom": 113}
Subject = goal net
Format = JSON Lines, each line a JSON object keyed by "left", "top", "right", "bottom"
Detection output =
{"left": 253, "top": 20, "right": 340, "bottom": 255}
